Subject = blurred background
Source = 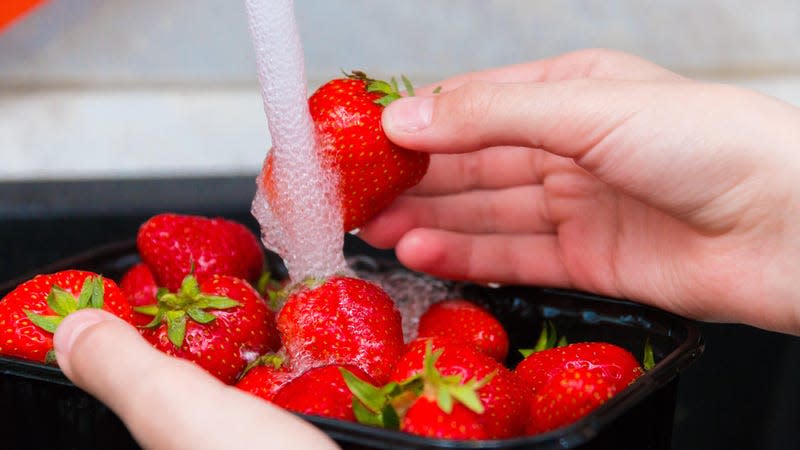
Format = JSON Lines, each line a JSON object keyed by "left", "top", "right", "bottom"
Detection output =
{"left": 1, "top": 0, "right": 799, "bottom": 179}
{"left": 1, "top": 1, "right": 799, "bottom": 449}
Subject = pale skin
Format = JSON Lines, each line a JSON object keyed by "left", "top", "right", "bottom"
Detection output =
{"left": 53, "top": 49, "right": 800, "bottom": 448}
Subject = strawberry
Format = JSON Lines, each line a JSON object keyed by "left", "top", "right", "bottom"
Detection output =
{"left": 119, "top": 263, "right": 159, "bottom": 326}
{"left": 235, "top": 352, "right": 294, "bottom": 402}
{"left": 0, "top": 270, "right": 134, "bottom": 363}
{"left": 272, "top": 364, "right": 374, "bottom": 422}
{"left": 137, "top": 274, "right": 279, "bottom": 384}
{"left": 514, "top": 342, "right": 643, "bottom": 398}
{"left": 515, "top": 341, "right": 644, "bottom": 435}
{"left": 261, "top": 71, "right": 430, "bottom": 232}
{"left": 526, "top": 365, "right": 638, "bottom": 435}
{"left": 401, "top": 398, "right": 490, "bottom": 440}
{"left": 137, "top": 213, "right": 265, "bottom": 292}
{"left": 389, "top": 338, "right": 528, "bottom": 439}
{"left": 417, "top": 298, "right": 509, "bottom": 362}
{"left": 276, "top": 276, "right": 404, "bottom": 384}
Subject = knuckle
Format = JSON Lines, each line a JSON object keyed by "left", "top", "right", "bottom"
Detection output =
{"left": 443, "top": 80, "right": 500, "bottom": 127}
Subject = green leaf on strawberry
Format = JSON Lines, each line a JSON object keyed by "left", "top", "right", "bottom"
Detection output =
{"left": 643, "top": 338, "right": 656, "bottom": 371}
{"left": 135, "top": 274, "right": 240, "bottom": 348}
{"left": 519, "top": 320, "right": 567, "bottom": 358}
{"left": 25, "top": 276, "right": 106, "bottom": 333}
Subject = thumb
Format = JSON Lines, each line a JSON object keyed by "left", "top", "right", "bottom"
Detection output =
{"left": 54, "top": 309, "right": 338, "bottom": 450}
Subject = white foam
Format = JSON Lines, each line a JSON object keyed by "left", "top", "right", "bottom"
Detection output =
{"left": 244, "top": 0, "right": 348, "bottom": 281}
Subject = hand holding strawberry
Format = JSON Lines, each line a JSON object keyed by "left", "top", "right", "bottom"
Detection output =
{"left": 261, "top": 71, "right": 429, "bottom": 232}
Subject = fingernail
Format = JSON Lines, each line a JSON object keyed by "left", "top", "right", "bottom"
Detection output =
{"left": 54, "top": 309, "right": 109, "bottom": 356}
{"left": 384, "top": 96, "right": 434, "bottom": 132}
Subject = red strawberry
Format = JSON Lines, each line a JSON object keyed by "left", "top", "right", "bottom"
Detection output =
{"left": 390, "top": 338, "right": 528, "bottom": 439}
{"left": 514, "top": 342, "right": 643, "bottom": 398}
{"left": 137, "top": 213, "right": 265, "bottom": 291}
{"left": 235, "top": 353, "right": 294, "bottom": 402}
{"left": 272, "top": 364, "right": 374, "bottom": 422}
{"left": 261, "top": 72, "right": 429, "bottom": 232}
{"left": 417, "top": 299, "right": 509, "bottom": 362}
{"left": 402, "top": 398, "right": 490, "bottom": 440}
{"left": 0, "top": 270, "right": 134, "bottom": 363}
{"left": 515, "top": 342, "right": 644, "bottom": 435}
{"left": 276, "top": 276, "right": 404, "bottom": 384}
{"left": 526, "top": 365, "right": 638, "bottom": 435}
{"left": 138, "top": 274, "right": 279, "bottom": 384}
{"left": 119, "top": 263, "right": 159, "bottom": 326}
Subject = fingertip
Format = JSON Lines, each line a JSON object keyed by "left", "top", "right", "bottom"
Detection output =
{"left": 382, "top": 96, "right": 435, "bottom": 138}
{"left": 395, "top": 229, "right": 446, "bottom": 273}
{"left": 358, "top": 200, "right": 415, "bottom": 249}
{"left": 54, "top": 309, "right": 121, "bottom": 378}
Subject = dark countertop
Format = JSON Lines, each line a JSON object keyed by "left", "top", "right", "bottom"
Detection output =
{"left": 2, "top": 177, "right": 798, "bottom": 450}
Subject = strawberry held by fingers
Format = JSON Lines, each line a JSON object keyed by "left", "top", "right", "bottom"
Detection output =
{"left": 0, "top": 270, "right": 134, "bottom": 363}
{"left": 138, "top": 274, "right": 279, "bottom": 384}
{"left": 261, "top": 72, "right": 430, "bottom": 232}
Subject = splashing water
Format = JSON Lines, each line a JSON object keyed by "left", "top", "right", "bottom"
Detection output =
{"left": 244, "top": 0, "right": 348, "bottom": 281}
{"left": 349, "top": 256, "right": 461, "bottom": 342}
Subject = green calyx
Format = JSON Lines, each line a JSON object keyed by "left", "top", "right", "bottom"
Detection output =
{"left": 642, "top": 338, "right": 656, "bottom": 371}
{"left": 341, "top": 367, "right": 415, "bottom": 429}
{"left": 135, "top": 274, "right": 240, "bottom": 348}
{"left": 239, "top": 352, "right": 286, "bottom": 381}
{"left": 347, "top": 70, "right": 416, "bottom": 107}
{"left": 342, "top": 340, "right": 492, "bottom": 429}
{"left": 25, "top": 276, "right": 106, "bottom": 334}
{"left": 419, "top": 341, "right": 493, "bottom": 415}
{"left": 519, "top": 320, "right": 567, "bottom": 358}
{"left": 255, "top": 271, "right": 285, "bottom": 310}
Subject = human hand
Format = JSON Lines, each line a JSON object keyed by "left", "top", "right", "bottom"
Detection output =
{"left": 359, "top": 49, "right": 800, "bottom": 335}
{"left": 53, "top": 309, "right": 339, "bottom": 450}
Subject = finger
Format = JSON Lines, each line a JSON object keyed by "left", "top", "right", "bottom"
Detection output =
{"left": 394, "top": 228, "right": 570, "bottom": 287}
{"left": 405, "top": 147, "right": 549, "bottom": 196}
{"left": 359, "top": 185, "right": 555, "bottom": 248}
{"left": 54, "top": 309, "right": 337, "bottom": 450}
{"left": 415, "top": 48, "right": 682, "bottom": 95}
{"left": 384, "top": 79, "right": 776, "bottom": 225}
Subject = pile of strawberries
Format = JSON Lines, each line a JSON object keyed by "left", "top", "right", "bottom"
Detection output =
{"left": 0, "top": 212, "right": 649, "bottom": 441}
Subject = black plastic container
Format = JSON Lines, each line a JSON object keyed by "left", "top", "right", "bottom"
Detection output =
{"left": 0, "top": 241, "right": 703, "bottom": 450}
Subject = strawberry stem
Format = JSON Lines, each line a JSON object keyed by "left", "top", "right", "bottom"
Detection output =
{"left": 25, "top": 276, "right": 106, "bottom": 334}
{"left": 136, "top": 274, "right": 240, "bottom": 348}
{"left": 346, "top": 70, "right": 416, "bottom": 107}
{"left": 519, "top": 320, "right": 565, "bottom": 357}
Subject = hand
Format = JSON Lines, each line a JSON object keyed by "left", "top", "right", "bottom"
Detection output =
{"left": 359, "top": 49, "right": 800, "bottom": 335}
{"left": 53, "top": 309, "right": 339, "bottom": 450}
